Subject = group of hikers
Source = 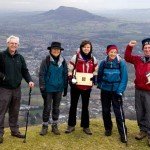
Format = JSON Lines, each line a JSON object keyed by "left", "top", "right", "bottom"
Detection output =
{"left": 0, "top": 35, "right": 150, "bottom": 147}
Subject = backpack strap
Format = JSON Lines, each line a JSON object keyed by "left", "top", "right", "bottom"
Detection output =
{"left": 101, "top": 59, "right": 106, "bottom": 77}
{"left": 45, "top": 55, "right": 66, "bottom": 73}
{"left": 62, "top": 58, "right": 66, "bottom": 68}
{"left": 46, "top": 55, "right": 50, "bottom": 68}
{"left": 0, "top": 52, "right": 5, "bottom": 73}
{"left": 74, "top": 54, "right": 79, "bottom": 69}
{"left": 45, "top": 55, "right": 50, "bottom": 76}
{"left": 72, "top": 54, "right": 78, "bottom": 77}
{"left": 91, "top": 56, "right": 96, "bottom": 72}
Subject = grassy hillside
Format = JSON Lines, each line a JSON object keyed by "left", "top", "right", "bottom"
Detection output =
{"left": 1, "top": 119, "right": 150, "bottom": 150}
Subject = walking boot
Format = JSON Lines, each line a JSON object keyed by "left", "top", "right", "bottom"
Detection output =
{"left": 11, "top": 131, "right": 25, "bottom": 138}
{"left": 51, "top": 124, "right": 60, "bottom": 135}
{"left": 0, "top": 136, "right": 3, "bottom": 144}
{"left": 147, "top": 134, "right": 150, "bottom": 147}
{"left": 39, "top": 125, "right": 48, "bottom": 136}
{"left": 120, "top": 128, "right": 127, "bottom": 143}
{"left": 135, "top": 131, "right": 147, "bottom": 140}
{"left": 120, "top": 136, "right": 127, "bottom": 143}
{"left": 65, "top": 126, "right": 75, "bottom": 133}
{"left": 105, "top": 130, "right": 112, "bottom": 136}
{"left": 83, "top": 128, "right": 92, "bottom": 135}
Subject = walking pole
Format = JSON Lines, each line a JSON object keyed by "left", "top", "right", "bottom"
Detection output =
{"left": 118, "top": 96, "right": 128, "bottom": 146}
{"left": 23, "top": 87, "right": 32, "bottom": 143}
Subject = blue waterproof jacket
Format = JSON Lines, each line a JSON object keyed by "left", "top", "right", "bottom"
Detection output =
{"left": 97, "top": 56, "right": 128, "bottom": 95}
{"left": 39, "top": 55, "right": 68, "bottom": 92}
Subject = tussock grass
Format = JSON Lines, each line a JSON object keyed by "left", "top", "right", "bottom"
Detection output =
{"left": 1, "top": 119, "right": 150, "bottom": 150}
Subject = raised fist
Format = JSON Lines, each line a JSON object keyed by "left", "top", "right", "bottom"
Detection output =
{"left": 129, "top": 40, "right": 137, "bottom": 47}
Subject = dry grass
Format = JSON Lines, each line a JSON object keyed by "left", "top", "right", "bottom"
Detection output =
{"left": 1, "top": 119, "right": 150, "bottom": 150}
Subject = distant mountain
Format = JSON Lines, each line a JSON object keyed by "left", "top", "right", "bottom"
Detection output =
{"left": 95, "top": 8, "right": 150, "bottom": 22}
{"left": 37, "top": 6, "right": 109, "bottom": 23}
{"left": 0, "top": 6, "right": 149, "bottom": 48}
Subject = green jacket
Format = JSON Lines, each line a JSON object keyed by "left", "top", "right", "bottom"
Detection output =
{"left": 0, "top": 49, "right": 32, "bottom": 89}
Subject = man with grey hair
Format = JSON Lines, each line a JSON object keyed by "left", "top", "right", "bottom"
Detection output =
{"left": 0, "top": 35, "right": 34, "bottom": 144}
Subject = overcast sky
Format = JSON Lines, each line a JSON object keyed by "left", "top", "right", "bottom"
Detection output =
{"left": 0, "top": 0, "right": 149, "bottom": 12}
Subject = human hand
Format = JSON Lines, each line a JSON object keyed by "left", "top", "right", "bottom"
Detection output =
{"left": 90, "top": 75, "right": 97, "bottom": 85}
{"left": 40, "top": 86, "right": 46, "bottom": 92}
{"left": 0, "top": 72, "right": 5, "bottom": 80}
{"left": 129, "top": 40, "right": 137, "bottom": 47}
{"left": 68, "top": 75, "right": 77, "bottom": 86}
{"left": 29, "top": 81, "right": 35, "bottom": 88}
{"left": 63, "top": 88, "right": 67, "bottom": 97}
{"left": 68, "top": 75, "right": 73, "bottom": 86}
{"left": 116, "top": 93, "right": 122, "bottom": 102}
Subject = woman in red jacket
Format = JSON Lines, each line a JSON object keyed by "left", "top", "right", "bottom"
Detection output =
{"left": 65, "top": 40, "right": 98, "bottom": 135}
{"left": 124, "top": 38, "right": 150, "bottom": 147}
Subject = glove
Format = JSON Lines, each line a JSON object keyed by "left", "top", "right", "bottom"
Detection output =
{"left": 0, "top": 72, "right": 5, "bottom": 80}
{"left": 63, "top": 88, "right": 67, "bottom": 97}
{"left": 40, "top": 86, "right": 46, "bottom": 93}
{"left": 116, "top": 93, "right": 122, "bottom": 102}
{"left": 68, "top": 75, "right": 76, "bottom": 87}
{"left": 90, "top": 75, "right": 97, "bottom": 85}
{"left": 40, "top": 86, "right": 47, "bottom": 100}
{"left": 68, "top": 75, "right": 73, "bottom": 85}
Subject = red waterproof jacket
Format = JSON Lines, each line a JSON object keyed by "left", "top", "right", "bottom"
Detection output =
{"left": 124, "top": 45, "right": 150, "bottom": 91}
{"left": 68, "top": 52, "right": 98, "bottom": 90}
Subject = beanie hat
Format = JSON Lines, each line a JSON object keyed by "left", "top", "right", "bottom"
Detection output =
{"left": 142, "top": 38, "right": 150, "bottom": 49}
{"left": 106, "top": 45, "right": 118, "bottom": 54}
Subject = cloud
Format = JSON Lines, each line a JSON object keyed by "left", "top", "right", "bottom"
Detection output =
{"left": 13, "top": 1, "right": 31, "bottom": 5}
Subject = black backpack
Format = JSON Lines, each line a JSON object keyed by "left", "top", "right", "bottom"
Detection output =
{"left": 0, "top": 52, "right": 5, "bottom": 83}
{"left": 0, "top": 52, "right": 5, "bottom": 74}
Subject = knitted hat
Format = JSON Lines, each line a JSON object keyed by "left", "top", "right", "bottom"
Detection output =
{"left": 142, "top": 38, "right": 150, "bottom": 49}
{"left": 106, "top": 45, "right": 118, "bottom": 54}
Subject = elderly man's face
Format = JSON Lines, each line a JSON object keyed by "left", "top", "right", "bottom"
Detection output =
{"left": 7, "top": 38, "right": 19, "bottom": 55}
{"left": 143, "top": 44, "right": 150, "bottom": 57}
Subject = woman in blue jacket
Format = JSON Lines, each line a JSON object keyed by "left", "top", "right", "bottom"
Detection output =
{"left": 97, "top": 45, "right": 128, "bottom": 143}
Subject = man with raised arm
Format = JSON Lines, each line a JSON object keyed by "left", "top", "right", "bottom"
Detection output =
{"left": 124, "top": 39, "right": 150, "bottom": 147}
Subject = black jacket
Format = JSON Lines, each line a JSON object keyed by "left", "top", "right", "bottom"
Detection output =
{"left": 0, "top": 49, "right": 32, "bottom": 89}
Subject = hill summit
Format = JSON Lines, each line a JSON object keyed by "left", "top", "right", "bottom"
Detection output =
{"left": 40, "top": 6, "right": 108, "bottom": 22}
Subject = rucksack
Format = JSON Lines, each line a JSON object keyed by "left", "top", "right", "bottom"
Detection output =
{"left": 0, "top": 52, "right": 5, "bottom": 74}
{"left": 102, "top": 54, "right": 122, "bottom": 72}
{"left": 101, "top": 57, "right": 121, "bottom": 83}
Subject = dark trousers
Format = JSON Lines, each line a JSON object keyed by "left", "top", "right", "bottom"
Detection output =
{"left": 42, "top": 92, "right": 62, "bottom": 123}
{"left": 101, "top": 90, "right": 126, "bottom": 137}
{"left": 0, "top": 87, "right": 21, "bottom": 136}
{"left": 135, "top": 88, "right": 150, "bottom": 135}
{"left": 68, "top": 87, "right": 91, "bottom": 128}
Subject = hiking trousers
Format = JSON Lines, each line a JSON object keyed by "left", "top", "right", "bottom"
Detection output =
{"left": 0, "top": 87, "right": 21, "bottom": 136}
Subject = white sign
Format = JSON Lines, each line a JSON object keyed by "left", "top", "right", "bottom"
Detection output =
{"left": 75, "top": 72, "right": 93, "bottom": 86}
{"left": 146, "top": 72, "right": 150, "bottom": 84}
